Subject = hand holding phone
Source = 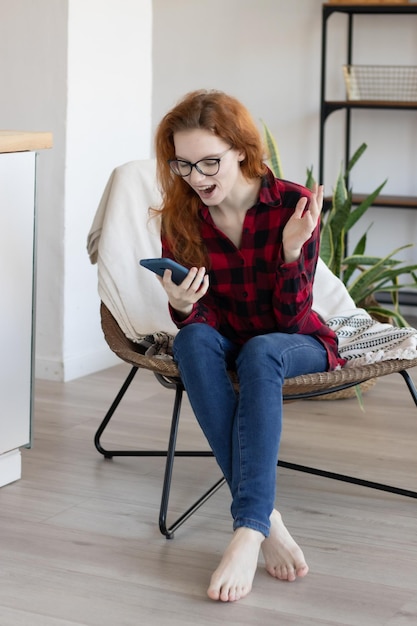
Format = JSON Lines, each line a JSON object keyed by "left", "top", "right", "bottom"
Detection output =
{"left": 139, "top": 257, "right": 189, "bottom": 285}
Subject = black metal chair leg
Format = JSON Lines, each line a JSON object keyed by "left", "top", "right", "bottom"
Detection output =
{"left": 399, "top": 369, "right": 417, "bottom": 407}
{"left": 278, "top": 369, "right": 417, "bottom": 499}
{"left": 278, "top": 460, "right": 417, "bottom": 499}
{"left": 94, "top": 366, "right": 213, "bottom": 458}
{"left": 94, "top": 366, "right": 225, "bottom": 538}
{"left": 94, "top": 366, "right": 139, "bottom": 458}
{"left": 158, "top": 383, "right": 226, "bottom": 538}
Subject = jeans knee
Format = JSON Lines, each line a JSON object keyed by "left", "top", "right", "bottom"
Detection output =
{"left": 173, "top": 323, "right": 220, "bottom": 362}
{"left": 238, "top": 334, "right": 281, "bottom": 363}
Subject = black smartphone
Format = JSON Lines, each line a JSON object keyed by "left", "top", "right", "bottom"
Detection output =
{"left": 139, "top": 257, "right": 189, "bottom": 285}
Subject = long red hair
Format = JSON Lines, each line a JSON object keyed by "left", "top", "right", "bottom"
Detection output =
{"left": 153, "top": 89, "right": 267, "bottom": 267}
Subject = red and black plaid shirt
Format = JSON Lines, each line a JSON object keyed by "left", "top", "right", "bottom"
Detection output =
{"left": 162, "top": 167, "right": 345, "bottom": 371}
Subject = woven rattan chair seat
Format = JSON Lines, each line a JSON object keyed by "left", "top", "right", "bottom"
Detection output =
{"left": 101, "top": 303, "right": 417, "bottom": 399}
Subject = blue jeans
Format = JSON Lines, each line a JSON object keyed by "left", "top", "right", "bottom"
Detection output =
{"left": 173, "top": 324, "right": 328, "bottom": 537}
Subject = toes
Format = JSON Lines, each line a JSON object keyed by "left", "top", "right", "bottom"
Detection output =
{"left": 278, "top": 565, "right": 294, "bottom": 581}
{"left": 207, "top": 579, "right": 235, "bottom": 602}
{"left": 296, "top": 563, "right": 309, "bottom": 578}
{"left": 207, "top": 587, "right": 220, "bottom": 601}
{"left": 283, "top": 563, "right": 298, "bottom": 581}
{"left": 266, "top": 564, "right": 298, "bottom": 581}
{"left": 208, "top": 581, "right": 251, "bottom": 602}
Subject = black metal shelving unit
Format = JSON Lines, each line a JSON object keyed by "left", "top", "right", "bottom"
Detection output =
{"left": 319, "top": 3, "right": 417, "bottom": 308}
{"left": 319, "top": 2, "right": 417, "bottom": 210}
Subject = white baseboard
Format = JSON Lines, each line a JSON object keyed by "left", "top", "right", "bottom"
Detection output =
{"left": 35, "top": 347, "right": 119, "bottom": 382}
{"left": 0, "top": 449, "right": 22, "bottom": 488}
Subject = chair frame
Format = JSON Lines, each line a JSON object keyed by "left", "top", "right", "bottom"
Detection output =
{"left": 95, "top": 303, "right": 417, "bottom": 539}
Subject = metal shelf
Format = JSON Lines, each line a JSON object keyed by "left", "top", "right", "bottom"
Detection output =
{"left": 319, "top": 3, "right": 417, "bottom": 205}
{"left": 323, "top": 3, "right": 417, "bottom": 18}
{"left": 323, "top": 100, "right": 417, "bottom": 119}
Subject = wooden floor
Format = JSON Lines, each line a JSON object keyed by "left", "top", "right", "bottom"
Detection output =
{"left": 0, "top": 362, "right": 416, "bottom": 625}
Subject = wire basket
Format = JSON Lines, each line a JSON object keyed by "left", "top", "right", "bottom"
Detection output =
{"left": 343, "top": 65, "right": 417, "bottom": 102}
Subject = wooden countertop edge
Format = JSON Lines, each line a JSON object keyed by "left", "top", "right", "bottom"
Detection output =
{"left": 0, "top": 131, "right": 53, "bottom": 154}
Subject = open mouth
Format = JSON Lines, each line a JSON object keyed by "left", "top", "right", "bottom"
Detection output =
{"left": 198, "top": 184, "right": 216, "bottom": 196}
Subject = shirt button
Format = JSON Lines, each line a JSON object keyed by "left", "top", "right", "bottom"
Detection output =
{"left": 242, "top": 291, "right": 248, "bottom": 298}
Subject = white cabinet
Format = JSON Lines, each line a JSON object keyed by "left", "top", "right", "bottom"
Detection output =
{"left": 0, "top": 132, "right": 52, "bottom": 487}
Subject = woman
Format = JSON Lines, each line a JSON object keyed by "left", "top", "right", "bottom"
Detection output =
{"left": 153, "top": 90, "right": 345, "bottom": 602}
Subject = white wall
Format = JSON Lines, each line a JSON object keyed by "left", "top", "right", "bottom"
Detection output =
{"left": 0, "top": 0, "right": 68, "bottom": 379}
{"left": 63, "top": 0, "right": 152, "bottom": 380}
{"left": 0, "top": 0, "right": 152, "bottom": 381}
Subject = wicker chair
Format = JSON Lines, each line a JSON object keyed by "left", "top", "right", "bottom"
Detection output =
{"left": 89, "top": 159, "right": 417, "bottom": 539}
{"left": 95, "top": 302, "right": 417, "bottom": 539}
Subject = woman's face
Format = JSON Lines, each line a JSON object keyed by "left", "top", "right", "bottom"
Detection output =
{"left": 172, "top": 128, "right": 245, "bottom": 207}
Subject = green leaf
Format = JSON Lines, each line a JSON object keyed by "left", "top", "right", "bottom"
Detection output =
{"left": 364, "top": 305, "right": 410, "bottom": 328}
{"left": 354, "top": 384, "right": 365, "bottom": 412}
{"left": 305, "top": 166, "right": 316, "bottom": 190}
{"left": 261, "top": 120, "right": 283, "bottom": 178}
{"left": 351, "top": 233, "right": 368, "bottom": 257}
{"left": 344, "top": 245, "right": 414, "bottom": 268}
{"left": 343, "top": 232, "right": 368, "bottom": 285}
{"left": 320, "top": 221, "right": 334, "bottom": 267}
{"left": 332, "top": 167, "right": 349, "bottom": 215}
{"left": 346, "top": 143, "right": 368, "bottom": 177}
{"left": 347, "top": 247, "right": 412, "bottom": 302}
{"left": 343, "top": 254, "right": 399, "bottom": 267}
{"left": 331, "top": 194, "right": 352, "bottom": 240}
{"left": 375, "top": 283, "right": 417, "bottom": 292}
{"left": 345, "top": 180, "right": 387, "bottom": 231}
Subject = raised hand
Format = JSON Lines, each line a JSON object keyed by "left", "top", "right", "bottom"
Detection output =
{"left": 282, "top": 183, "right": 324, "bottom": 264}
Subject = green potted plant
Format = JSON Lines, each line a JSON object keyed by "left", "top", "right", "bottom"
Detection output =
{"left": 262, "top": 122, "right": 417, "bottom": 327}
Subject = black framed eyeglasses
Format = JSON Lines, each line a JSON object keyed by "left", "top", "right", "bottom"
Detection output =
{"left": 168, "top": 146, "right": 232, "bottom": 177}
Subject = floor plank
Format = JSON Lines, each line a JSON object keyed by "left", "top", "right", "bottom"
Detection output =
{"left": 0, "top": 364, "right": 416, "bottom": 625}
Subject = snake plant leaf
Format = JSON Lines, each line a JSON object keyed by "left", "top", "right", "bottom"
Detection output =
{"left": 391, "top": 279, "right": 400, "bottom": 310}
{"left": 320, "top": 220, "right": 334, "bottom": 267}
{"left": 322, "top": 193, "right": 352, "bottom": 275}
{"left": 356, "top": 282, "right": 414, "bottom": 306}
{"left": 354, "top": 384, "right": 365, "bottom": 412}
{"left": 351, "top": 232, "right": 368, "bottom": 257}
{"left": 333, "top": 230, "right": 344, "bottom": 279}
{"left": 343, "top": 232, "right": 368, "bottom": 285}
{"left": 345, "top": 180, "right": 387, "bottom": 231}
{"left": 330, "top": 193, "right": 352, "bottom": 243}
{"left": 261, "top": 120, "right": 283, "bottom": 178}
{"left": 332, "top": 166, "right": 348, "bottom": 214}
{"left": 364, "top": 305, "right": 409, "bottom": 328}
{"left": 345, "top": 143, "right": 368, "bottom": 177}
{"left": 347, "top": 245, "right": 416, "bottom": 303}
{"left": 343, "top": 253, "right": 400, "bottom": 267}
{"left": 344, "top": 245, "right": 414, "bottom": 269}
{"left": 305, "top": 166, "right": 316, "bottom": 190}
{"left": 374, "top": 280, "right": 417, "bottom": 292}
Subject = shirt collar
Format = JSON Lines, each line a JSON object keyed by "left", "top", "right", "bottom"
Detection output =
{"left": 258, "top": 166, "right": 283, "bottom": 207}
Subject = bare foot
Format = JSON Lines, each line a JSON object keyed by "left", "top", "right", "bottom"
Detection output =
{"left": 207, "top": 527, "right": 264, "bottom": 602}
{"left": 261, "top": 509, "right": 309, "bottom": 581}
